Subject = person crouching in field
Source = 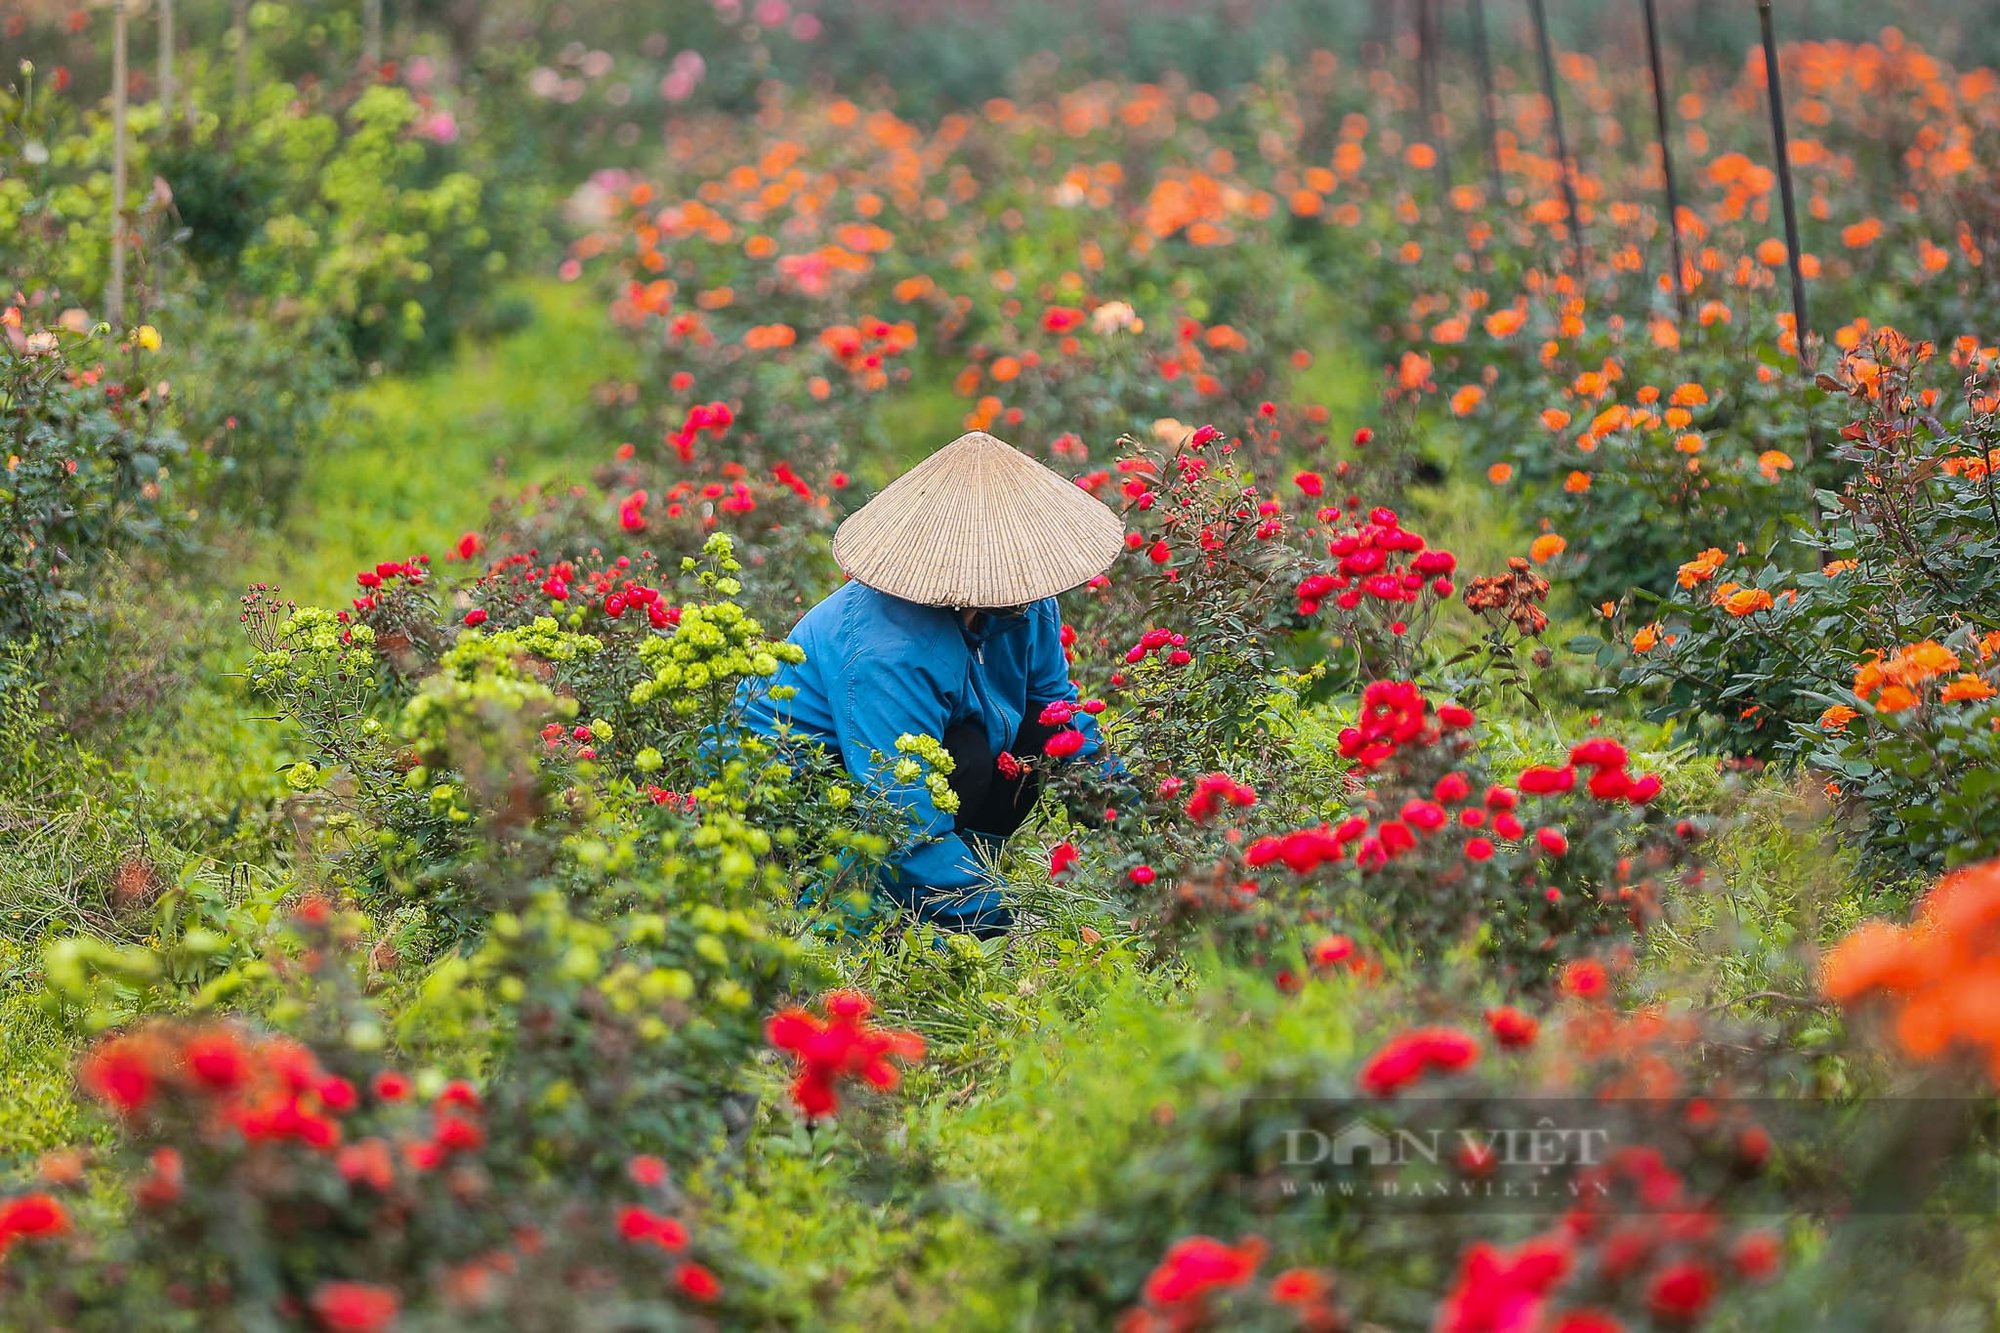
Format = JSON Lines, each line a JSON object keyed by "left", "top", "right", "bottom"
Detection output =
{"left": 739, "top": 431, "right": 1124, "bottom": 937}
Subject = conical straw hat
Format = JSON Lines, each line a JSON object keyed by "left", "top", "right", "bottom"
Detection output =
{"left": 832, "top": 431, "right": 1125, "bottom": 607}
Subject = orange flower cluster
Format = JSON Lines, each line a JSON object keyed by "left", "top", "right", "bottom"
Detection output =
{"left": 1138, "top": 169, "right": 1270, "bottom": 247}
{"left": 1630, "top": 623, "right": 1670, "bottom": 653}
{"left": 1827, "top": 639, "right": 1999, "bottom": 728}
{"left": 1854, "top": 640, "right": 1963, "bottom": 713}
{"left": 818, "top": 317, "right": 917, "bottom": 392}
{"left": 1463, "top": 556, "right": 1552, "bottom": 636}
{"left": 1713, "top": 585, "right": 1775, "bottom": 617}
{"left": 1822, "top": 859, "right": 2000, "bottom": 1077}
{"left": 1942, "top": 446, "right": 2000, "bottom": 481}
{"left": 1676, "top": 548, "right": 1726, "bottom": 589}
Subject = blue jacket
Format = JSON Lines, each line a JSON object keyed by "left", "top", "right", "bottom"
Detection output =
{"left": 737, "top": 580, "right": 1099, "bottom": 927}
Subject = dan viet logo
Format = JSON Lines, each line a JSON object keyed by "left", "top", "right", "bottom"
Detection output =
{"left": 1288, "top": 1112, "right": 1616, "bottom": 1160}
{"left": 1292, "top": 1115, "right": 1615, "bottom": 1170}
{"left": 1247, "top": 1096, "right": 2000, "bottom": 1216}
{"left": 1268, "top": 1112, "right": 1619, "bottom": 1207}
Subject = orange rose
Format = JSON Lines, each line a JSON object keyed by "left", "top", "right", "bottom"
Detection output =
{"left": 1941, "top": 674, "right": 1998, "bottom": 704}
{"left": 1723, "top": 588, "right": 1774, "bottom": 616}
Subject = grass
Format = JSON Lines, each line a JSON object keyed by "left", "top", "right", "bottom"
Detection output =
{"left": 262, "top": 278, "right": 634, "bottom": 606}
{"left": 95, "top": 279, "right": 630, "bottom": 807}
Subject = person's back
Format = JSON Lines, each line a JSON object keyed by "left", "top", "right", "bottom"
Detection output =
{"left": 743, "top": 581, "right": 1076, "bottom": 756}
{"left": 739, "top": 579, "right": 1097, "bottom": 935}
{"left": 738, "top": 580, "right": 962, "bottom": 746}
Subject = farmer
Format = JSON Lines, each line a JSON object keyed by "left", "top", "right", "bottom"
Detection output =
{"left": 739, "top": 430, "right": 1125, "bottom": 937}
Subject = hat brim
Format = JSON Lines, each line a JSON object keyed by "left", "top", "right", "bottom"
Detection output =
{"left": 832, "top": 431, "right": 1126, "bottom": 607}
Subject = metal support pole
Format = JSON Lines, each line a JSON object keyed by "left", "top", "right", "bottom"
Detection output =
{"left": 1416, "top": 0, "right": 1452, "bottom": 190}
{"left": 1642, "top": 0, "right": 1689, "bottom": 321}
{"left": 1758, "top": 0, "right": 1812, "bottom": 369}
{"left": 1527, "top": 0, "right": 1583, "bottom": 265}
{"left": 1468, "top": 0, "right": 1506, "bottom": 200}
{"left": 157, "top": 0, "right": 174, "bottom": 122}
{"left": 110, "top": 0, "right": 129, "bottom": 327}
{"left": 1757, "top": 0, "right": 1819, "bottom": 471}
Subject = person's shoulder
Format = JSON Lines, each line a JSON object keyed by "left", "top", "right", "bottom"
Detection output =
{"left": 788, "top": 580, "right": 857, "bottom": 641}
{"left": 837, "top": 583, "right": 960, "bottom": 652}
{"left": 1029, "top": 596, "right": 1066, "bottom": 634}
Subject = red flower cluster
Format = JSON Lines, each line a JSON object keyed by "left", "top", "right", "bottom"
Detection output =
{"left": 1119, "top": 1235, "right": 1343, "bottom": 1333}
{"left": 1519, "top": 740, "right": 1662, "bottom": 805}
{"left": 1434, "top": 1234, "right": 1572, "bottom": 1333}
{"left": 645, "top": 472, "right": 764, "bottom": 524}
{"left": 1123, "top": 626, "right": 1191, "bottom": 667}
{"left": 1357, "top": 1026, "right": 1480, "bottom": 1097}
{"left": 1306, "top": 932, "right": 1380, "bottom": 981}
{"left": 1244, "top": 689, "right": 1522, "bottom": 873}
{"left": 1143, "top": 1234, "right": 1263, "bottom": 1306}
{"left": 1246, "top": 820, "right": 1364, "bottom": 874}
{"left": 819, "top": 317, "right": 916, "bottom": 388}
{"left": 473, "top": 550, "right": 679, "bottom": 630}
{"left": 552, "top": 1156, "right": 725, "bottom": 1308}
{"left": 80, "top": 1022, "right": 356, "bottom": 1147}
{"left": 769, "top": 460, "right": 817, "bottom": 501}
{"left": 1044, "top": 728, "right": 1087, "bottom": 758}
{"left": 643, "top": 784, "right": 698, "bottom": 811}
{"left": 617, "top": 1204, "right": 689, "bottom": 1251}
{"left": 1484, "top": 1005, "right": 1541, "bottom": 1048}
{"left": 1041, "top": 305, "right": 1086, "bottom": 333}
{"left": 1183, "top": 772, "right": 1257, "bottom": 823}
{"left": 1337, "top": 680, "right": 1472, "bottom": 771}
{"left": 764, "top": 990, "right": 925, "bottom": 1119}
{"left": 0, "top": 1193, "right": 69, "bottom": 1263}
{"left": 352, "top": 556, "right": 429, "bottom": 613}
{"left": 1436, "top": 1145, "right": 1782, "bottom": 1332}
{"left": 540, "top": 720, "right": 604, "bottom": 761}
{"left": 1240, "top": 685, "right": 1675, "bottom": 928}
{"left": 667, "top": 400, "right": 734, "bottom": 463}
{"left": 355, "top": 558, "right": 427, "bottom": 592}
{"left": 1296, "top": 507, "right": 1455, "bottom": 618}
{"left": 309, "top": 1280, "right": 401, "bottom": 1333}
{"left": 1038, "top": 697, "right": 1106, "bottom": 726}
{"left": 76, "top": 1017, "right": 487, "bottom": 1179}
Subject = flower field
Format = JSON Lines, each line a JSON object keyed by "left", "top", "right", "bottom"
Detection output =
{"left": 8, "top": 0, "right": 2000, "bottom": 1328}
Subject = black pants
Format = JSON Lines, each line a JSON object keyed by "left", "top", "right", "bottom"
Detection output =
{"left": 942, "top": 717, "right": 1061, "bottom": 838}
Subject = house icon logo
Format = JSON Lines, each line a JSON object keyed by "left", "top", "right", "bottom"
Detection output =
{"left": 1329, "top": 1118, "right": 1395, "bottom": 1166}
